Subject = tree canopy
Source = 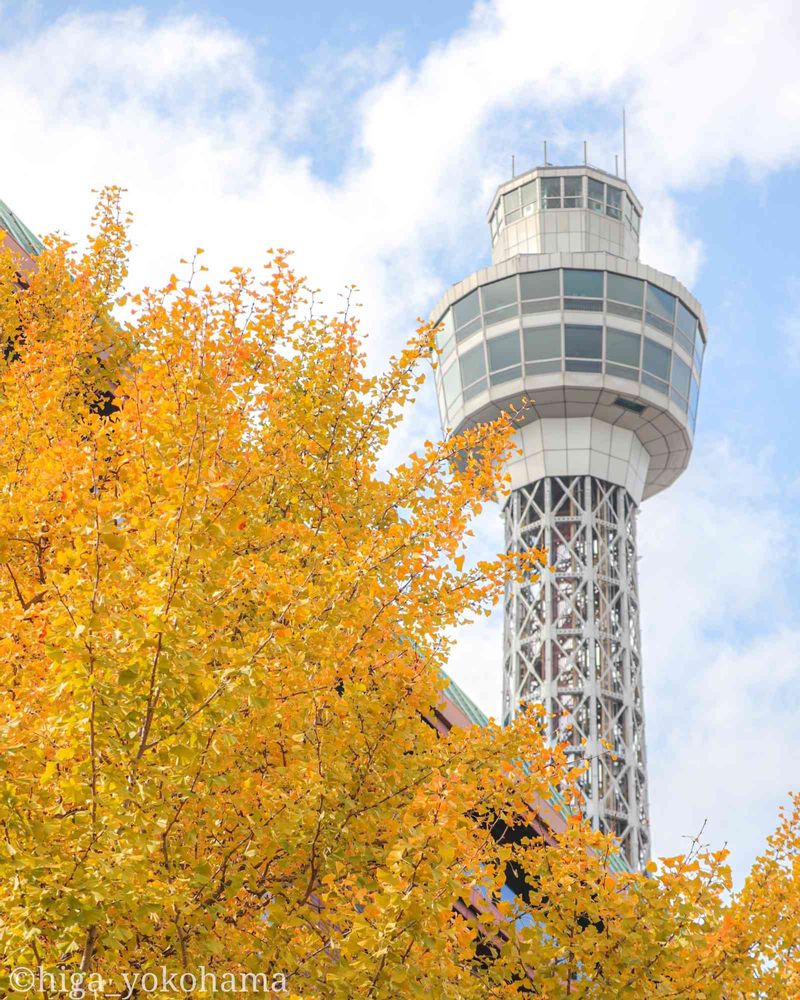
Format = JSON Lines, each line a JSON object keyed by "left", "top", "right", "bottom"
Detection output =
{"left": 0, "top": 189, "right": 797, "bottom": 998}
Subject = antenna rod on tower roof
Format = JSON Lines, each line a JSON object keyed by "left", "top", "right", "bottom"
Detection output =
{"left": 615, "top": 154, "right": 619, "bottom": 176}
{"left": 583, "top": 140, "right": 588, "bottom": 165}
{"left": 543, "top": 140, "right": 548, "bottom": 165}
{"left": 623, "top": 107, "right": 628, "bottom": 180}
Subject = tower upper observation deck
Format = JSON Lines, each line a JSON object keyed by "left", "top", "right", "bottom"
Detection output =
{"left": 489, "top": 165, "right": 642, "bottom": 264}
{"left": 430, "top": 164, "right": 707, "bottom": 504}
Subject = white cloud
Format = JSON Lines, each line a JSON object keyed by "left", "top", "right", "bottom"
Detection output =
{"left": 2, "top": 0, "right": 800, "bottom": 873}
{"left": 639, "top": 439, "right": 800, "bottom": 876}
{"left": 781, "top": 277, "right": 800, "bottom": 366}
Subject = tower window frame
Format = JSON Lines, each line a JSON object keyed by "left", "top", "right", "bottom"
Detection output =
{"left": 606, "top": 185, "right": 623, "bottom": 220}
{"left": 541, "top": 177, "right": 562, "bottom": 210}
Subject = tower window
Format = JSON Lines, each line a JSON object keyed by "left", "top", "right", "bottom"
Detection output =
{"left": 453, "top": 290, "right": 482, "bottom": 341}
{"left": 671, "top": 354, "right": 691, "bottom": 400}
{"left": 520, "top": 269, "right": 560, "bottom": 300}
{"left": 607, "top": 273, "right": 643, "bottom": 307}
{"left": 503, "top": 188, "right": 522, "bottom": 224}
{"left": 443, "top": 359, "right": 461, "bottom": 408}
{"left": 564, "top": 269, "right": 603, "bottom": 298}
{"left": 675, "top": 301, "right": 697, "bottom": 356}
{"left": 459, "top": 342, "right": 487, "bottom": 388}
{"left": 689, "top": 375, "right": 700, "bottom": 430}
{"left": 606, "top": 185, "right": 623, "bottom": 220}
{"left": 694, "top": 330, "right": 705, "bottom": 372}
{"left": 488, "top": 331, "right": 521, "bottom": 372}
{"left": 435, "top": 310, "right": 456, "bottom": 361}
{"left": 523, "top": 323, "right": 561, "bottom": 362}
{"left": 521, "top": 180, "right": 537, "bottom": 214}
{"left": 642, "top": 338, "right": 671, "bottom": 394}
{"left": 646, "top": 284, "right": 676, "bottom": 324}
{"left": 542, "top": 177, "right": 562, "bottom": 209}
{"left": 565, "top": 324, "right": 602, "bottom": 371}
{"left": 481, "top": 276, "right": 518, "bottom": 314}
{"left": 564, "top": 176, "right": 583, "bottom": 208}
{"left": 606, "top": 329, "right": 641, "bottom": 368}
{"left": 588, "top": 178, "right": 604, "bottom": 213}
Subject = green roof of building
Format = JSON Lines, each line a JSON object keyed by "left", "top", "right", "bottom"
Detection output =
{"left": 441, "top": 670, "right": 631, "bottom": 874}
{"left": 442, "top": 672, "right": 490, "bottom": 728}
{"left": 0, "top": 198, "right": 44, "bottom": 258}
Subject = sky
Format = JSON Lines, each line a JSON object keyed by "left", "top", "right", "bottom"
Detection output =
{"left": 2, "top": 0, "right": 799, "bottom": 883}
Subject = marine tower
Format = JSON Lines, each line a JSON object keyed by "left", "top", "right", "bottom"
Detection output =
{"left": 430, "top": 163, "right": 706, "bottom": 870}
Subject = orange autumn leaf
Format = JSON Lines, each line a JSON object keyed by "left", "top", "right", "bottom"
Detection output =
{"left": 0, "top": 188, "right": 795, "bottom": 998}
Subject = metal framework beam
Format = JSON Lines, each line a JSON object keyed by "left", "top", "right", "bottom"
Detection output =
{"left": 502, "top": 475, "right": 650, "bottom": 870}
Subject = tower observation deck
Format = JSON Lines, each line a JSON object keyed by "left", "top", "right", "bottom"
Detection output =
{"left": 430, "top": 163, "right": 707, "bottom": 870}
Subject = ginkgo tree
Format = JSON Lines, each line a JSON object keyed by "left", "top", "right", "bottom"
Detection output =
{"left": 0, "top": 189, "right": 797, "bottom": 998}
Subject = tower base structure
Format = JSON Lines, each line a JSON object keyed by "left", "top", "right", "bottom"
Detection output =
{"left": 503, "top": 475, "right": 650, "bottom": 870}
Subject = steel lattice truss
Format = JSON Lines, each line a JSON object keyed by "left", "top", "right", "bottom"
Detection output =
{"left": 502, "top": 475, "right": 650, "bottom": 870}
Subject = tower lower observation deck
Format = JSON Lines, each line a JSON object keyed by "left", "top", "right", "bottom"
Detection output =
{"left": 430, "top": 164, "right": 707, "bottom": 871}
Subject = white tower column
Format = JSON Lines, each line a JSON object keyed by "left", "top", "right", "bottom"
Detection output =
{"left": 502, "top": 475, "right": 649, "bottom": 869}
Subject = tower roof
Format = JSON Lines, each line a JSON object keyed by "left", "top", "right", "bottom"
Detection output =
{"left": 0, "top": 197, "right": 44, "bottom": 261}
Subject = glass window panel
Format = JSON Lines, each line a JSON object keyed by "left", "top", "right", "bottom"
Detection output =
{"left": 607, "top": 273, "right": 644, "bottom": 306}
{"left": 646, "top": 284, "right": 676, "bottom": 322}
{"left": 676, "top": 301, "right": 696, "bottom": 337}
{"left": 523, "top": 324, "right": 561, "bottom": 361}
{"left": 481, "top": 276, "right": 517, "bottom": 313}
{"left": 563, "top": 269, "right": 603, "bottom": 298}
{"left": 490, "top": 365, "right": 522, "bottom": 385}
{"left": 607, "top": 301, "right": 642, "bottom": 320}
{"left": 521, "top": 180, "right": 537, "bottom": 207}
{"left": 542, "top": 177, "right": 561, "bottom": 209}
{"left": 606, "top": 185, "right": 622, "bottom": 219}
{"left": 672, "top": 355, "right": 691, "bottom": 398}
{"left": 646, "top": 312, "right": 674, "bottom": 336}
{"left": 459, "top": 343, "right": 486, "bottom": 386}
{"left": 503, "top": 189, "right": 520, "bottom": 214}
{"left": 526, "top": 359, "right": 562, "bottom": 375}
{"left": 520, "top": 270, "right": 560, "bottom": 300}
{"left": 455, "top": 316, "right": 482, "bottom": 342}
{"left": 463, "top": 378, "right": 487, "bottom": 401}
{"left": 643, "top": 338, "right": 671, "bottom": 380}
{"left": 565, "top": 324, "right": 602, "bottom": 359}
{"left": 484, "top": 305, "right": 518, "bottom": 326}
{"left": 564, "top": 298, "right": 603, "bottom": 312}
{"left": 689, "top": 374, "right": 699, "bottom": 411}
{"left": 443, "top": 361, "right": 461, "bottom": 407}
{"left": 588, "top": 178, "right": 604, "bottom": 212}
{"left": 670, "top": 388, "right": 689, "bottom": 412}
{"left": 436, "top": 310, "right": 454, "bottom": 351}
{"left": 606, "top": 329, "right": 641, "bottom": 366}
{"left": 566, "top": 359, "right": 601, "bottom": 372}
{"left": 641, "top": 372, "right": 668, "bottom": 395}
{"left": 453, "top": 290, "right": 480, "bottom": 329}
{"left": 675, "top": 328, "right": 694, "bottom": 356}
{"left": 488, "top": 331, "right": 521, "bottom": 371}
{"left": 522, "top": 298, "right": 560, "bottom": 314}
{"left": 695, "top": 330, "right": 705, "bottom": 369}
{"left": 606, "top": 362, "right": 638, "bottom": 381}
{"left": 563, "top": 176, "right": 583, "bottom": 207}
